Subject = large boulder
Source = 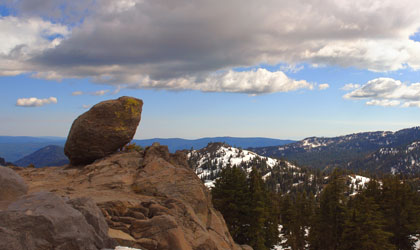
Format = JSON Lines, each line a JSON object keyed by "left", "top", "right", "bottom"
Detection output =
{"left": 0, "top": 192, "right": 117, "bottom": 250}
{"left": 65, "top": 96, "right": 143, "bottom": 166}
{"left": 0, "top": 167, "right": 28, "bottom": 202}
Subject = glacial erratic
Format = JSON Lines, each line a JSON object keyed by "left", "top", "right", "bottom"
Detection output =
{"left": 64, "top": 96, "right": 143, "bottom": 166}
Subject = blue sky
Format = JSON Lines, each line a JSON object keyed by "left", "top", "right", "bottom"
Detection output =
{"left": 2, "top": 1, "right": 420, "bottom": 140}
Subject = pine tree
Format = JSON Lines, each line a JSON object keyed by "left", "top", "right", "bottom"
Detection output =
{"left": 211, "top": 166, "right": 250, "bottom": 244}
{"left": 280, "top": 194, "right": 294, "bottom": 236}
{"left": 340, "top": 193, "right": 395, "bottom": 250}
{"left": 247, "top": 168, "right": 269, "bottom": 250}
{"left": 309, "top": 169, "right": 347, "bottom": 250}
{"left": 380, "top": 176, "right": 420, "bottom": 250}
{"left": 263, "top": 191, "right": 280, "bottom": 249}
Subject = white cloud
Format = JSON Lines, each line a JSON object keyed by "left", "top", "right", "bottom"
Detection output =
{"left": 71, "top": 89, "right": 113, "bottom": 96}
{"left": 341, "top": 83, "right": 361, "bottom": 90}
{"left": 91, "top": 90, "right": 109, "bottom": 96}
{"left": 318, "top": 84, "right": 330, "bottom": 90}
{"left": 126, "top": 68, "right": 313, "bottom": 94}
{"left": 344, "top": 77, "right": 420, "bottom": 107}
{"left": 4, "top": 0, "right": 420, "bottom": 92}
{"left": 82, "top": 104, "right": 91, "bottom": 109}
{"left": 0, "top": 16, "right": 69, "bottom": 76}
{"left": 366, "top": 99, "right": 400, "bottom": 107}
{"left": 401, "top": 101, "right": 420, "bottom": 108}
{"left": 16, "top": 97, "right": 58, "bottom": 107}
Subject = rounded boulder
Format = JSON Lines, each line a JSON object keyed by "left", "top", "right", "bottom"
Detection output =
{"left": 0, "top": 167, "right": 28, "bottom": 202}
{"left": 65, "top": 96, "right": 143, "bottom": 166}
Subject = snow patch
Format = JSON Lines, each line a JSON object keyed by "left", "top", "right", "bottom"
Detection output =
{"left": 348, "top": 175, "right": 370, "bottom": 196}
{"left": 204, "top": 179, "right": 216, "bottom": 188}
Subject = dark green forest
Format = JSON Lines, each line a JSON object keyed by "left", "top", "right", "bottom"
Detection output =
{"left": 212, "top": 167, "right": 420, "bottom": 250}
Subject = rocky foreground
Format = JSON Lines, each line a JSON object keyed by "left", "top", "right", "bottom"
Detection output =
{"left": 1, "top": 143, "right": 249, "bottom": 250}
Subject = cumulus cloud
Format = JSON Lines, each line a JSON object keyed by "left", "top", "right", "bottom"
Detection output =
{"left": 0, "top": 16, "right": 69, "bottom": 76}
{"left": 91, "top": 90, "right": 109, "bottom": 96}
{"left": 3, "top": 0, "right": 420, "bottom": 93}
{"left": 402, "top": 101, "right": 420, "bottom": 108}
{"left": 318, "top": 84, "right": 330, "bottom": 90}
{"left": 3, "top": 0, "right": 95, "bottom": 23}
{"left": 123, "top": 68, "right": 313, "bottom": 94}
{"left": 341, "top": 83, "right": 361, "bottom": 91}
{"left": 16, "top": 97, "right": 58, "bottom": 107}
{"left": 366, "top": 99, "right": 400, "bottom": 107}
{"left": 82, "top": 104, "right": 91, "bottom": 109}
{"left": 72, "top": 90, "right": 111, "bottom": 96}
{"left": 344, "top": 77, "right": 420, "bottom": 107}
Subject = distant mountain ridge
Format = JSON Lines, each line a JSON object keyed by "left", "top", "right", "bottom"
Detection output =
{"left": 252, "top": 126, "right": 420, "bottom": 173}
{"left": 14, "top": 145, "right": 69, "bottom": 168}
{"left": 0, "top": 136, "right": 294, "bottom": 163}
{"left": 133, "top": 137, "right": 295, "bottom": 152}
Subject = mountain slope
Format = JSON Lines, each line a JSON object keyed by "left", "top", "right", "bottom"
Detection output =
{"left": 14, "top": 145, "right": 68, "bottom": 167}
{"left": 348, "top": 141, "right": 420, "bottom": 174}
{"left": 187, "top": 142, "right": 299, "bottom": 188}
{"left": 252, "top": 126, "right": 420, "bottom": 171}
{"left": 0, "top": 136, "right": 66, "bottom": 162}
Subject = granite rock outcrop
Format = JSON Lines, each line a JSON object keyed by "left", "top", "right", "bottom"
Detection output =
{"left": 0, "top": 167, "right": 28, "bottom": 204}
{"left": 64, "top": 96, "right": 143, "bottom": 166}
{"left": 0, "top": 192, "right": 117, "bottom": 250}
{"left": 17, "top": 144, "right": 249, "bottom": 250}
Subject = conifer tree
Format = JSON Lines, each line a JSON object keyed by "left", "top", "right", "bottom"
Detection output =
{"left": 309, "top": 169, "right": 347, "bottom": 250}
{"left": 340, "top": 193, "right": 395, "bottom": 250}
{"left": 263, "top": 191, "right": 280, "bottom": 249}
{"left": 380, "top": 177, "right": 420, "bottom": 250}
{"left": 211, "top": 166, "right": 250, "bottom": 244}
{"left": 247, "top": 168, "right": 270, "bottom": 250}
{"left": 280, "top": 194, "right": 294, "bottom": 236}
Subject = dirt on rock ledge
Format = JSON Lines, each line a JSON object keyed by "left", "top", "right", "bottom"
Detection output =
{"left": 16, "top": 143, "right": 249, "bottom": 250}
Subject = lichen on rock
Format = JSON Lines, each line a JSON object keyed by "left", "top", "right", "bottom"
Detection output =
{"left": 64, "top": 96, "right": 143, "bottom": 166}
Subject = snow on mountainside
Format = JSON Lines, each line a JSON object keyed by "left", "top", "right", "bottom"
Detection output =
{"left": 348, "top": 174, "right": 371, "bottom": 196}
{"left": 252, "top": 126, "right": 420, "bottom": 171}
{"left": 187, "top": 144, "right": 379, "bottom": 201}
{"left": 187, "top": 142, "right": 298, "bottom": 188}
{"left": 348, "top": 140, "right": 420, "bottom": 174}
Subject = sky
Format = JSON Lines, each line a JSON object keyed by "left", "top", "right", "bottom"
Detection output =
{"left": 2, "top": 0, "right": 420, "bottom": 140}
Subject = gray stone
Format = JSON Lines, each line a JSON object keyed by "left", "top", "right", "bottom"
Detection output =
{"left": 0, "top": 192, "right": 116, "bottom": 250}
{"left": 0, "top": 167, "right": 27, "bottom": 202}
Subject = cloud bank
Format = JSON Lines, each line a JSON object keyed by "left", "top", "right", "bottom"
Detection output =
{"left": 344, "top": 77, "right": 420, "bottom": 107}
{"left": 3, "top": 0, "right": 420, "bottom": 93}
{"left": 16, "top": 97, "right": 58, "bottom": 107}
{"left": 123, "top": 69, "right": 313, "bottom": 94}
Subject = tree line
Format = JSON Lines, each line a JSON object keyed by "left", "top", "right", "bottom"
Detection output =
{"left": 211, "top": 167, "right": 420, "bottom": 250}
